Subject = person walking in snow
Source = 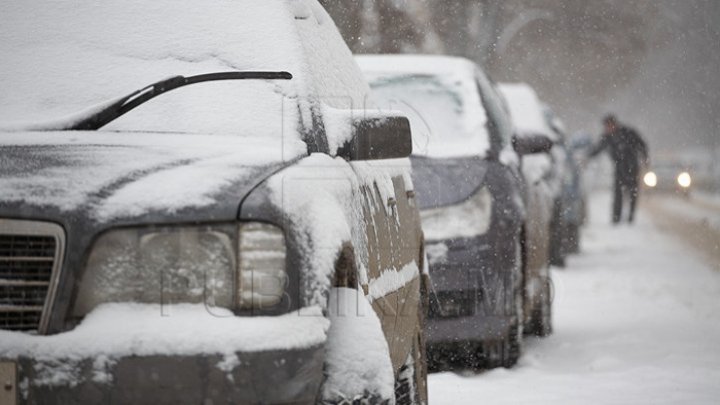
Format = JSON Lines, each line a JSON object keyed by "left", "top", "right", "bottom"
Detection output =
{"left": 587, "top": 115, "right": 649, "bottom": 224}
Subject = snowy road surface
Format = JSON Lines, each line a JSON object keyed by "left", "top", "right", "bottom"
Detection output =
{"left": 428, "top": 192, "right": 720, "bottom": 404}
{"left": 645, "top": 193, "right": 720, "bottom": 266}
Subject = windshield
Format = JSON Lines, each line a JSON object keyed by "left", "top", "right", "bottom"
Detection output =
{"left": 365, "top": 73, "right": 490, "bottom": 158}
{"left": 0, "top": 0, "right": 307, "bottom": 138}
{"left": 106, "top": 79, "right": 297, "bottom": 136}
{"left": 12, "top": 72, "right": 293, "bottom": 135}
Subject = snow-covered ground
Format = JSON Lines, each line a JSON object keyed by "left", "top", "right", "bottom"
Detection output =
{"left": 648, "top": 193, "right": 720, "bottom": 233}
{"left": 429, "top": 192, "right": 720, "bottom": 404}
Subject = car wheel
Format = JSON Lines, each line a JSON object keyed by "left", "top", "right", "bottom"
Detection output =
{"left": 395, "top": 330, "right": 428, "bottom": 405}
{"left": 479, "top": 240, "right": 523, "bottom": 369}
{"left": 566, "top": 224, "right": 580, "bottom": 254}
{"left": 479, "top": 319, "right": 522, "bottom": 369}
{"left": 527, "top": 277, "right": 553, "bottom": 337}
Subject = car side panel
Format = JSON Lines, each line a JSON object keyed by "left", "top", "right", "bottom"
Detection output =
{"left": 523, "top": 182, "right": 553, "bottom": 320}
{"left": 360, "top": 173, "right": 422, "bottom": 372}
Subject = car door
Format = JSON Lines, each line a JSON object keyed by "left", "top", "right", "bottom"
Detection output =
{"left": 355, "top": 164, "right": 423, "bottom": 370}
{"left": 291, "top": 3, "right": 424, "bottom": 373}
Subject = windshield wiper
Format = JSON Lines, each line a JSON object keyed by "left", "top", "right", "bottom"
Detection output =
{"left": 67, "top": 71, "right": 292, "bottom": 131}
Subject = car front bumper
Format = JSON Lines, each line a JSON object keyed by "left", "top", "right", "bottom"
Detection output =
{"left": 426, "top": 315, "right": 513, "bottom": 344}
{"left": 0, "top": 304, "right": 330, "bottom": 405}
{"left": 3, "top": 346, "right": 324, "bottom": 405}
{"left": 424, "top": 233, "right": 519, "bottom": 346}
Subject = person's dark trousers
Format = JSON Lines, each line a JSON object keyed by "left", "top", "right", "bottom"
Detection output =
{"left": 612, "top": 176, "right": 640, "bottom": 224}
{"left": 613, "top": 176, "right": 624, "bottom": 224}
{"left": 627, "top": 181, "right": 639, "bottom": 223}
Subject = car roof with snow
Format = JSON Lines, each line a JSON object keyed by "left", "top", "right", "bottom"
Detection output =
{"left": 497, "top": 82, "right": 558, "bottom": 141}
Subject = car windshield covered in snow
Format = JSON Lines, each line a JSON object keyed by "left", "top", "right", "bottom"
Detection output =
{"left": 0, "top": 0, "right": 308, "bottom": 141}
{"left": 365, "top": 73, "right": 490, "bottom": 158}
{"left": 65, "top": 73, "right": 293, "bottom": 136}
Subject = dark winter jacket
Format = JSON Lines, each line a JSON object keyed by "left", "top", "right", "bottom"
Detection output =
{"left": 589, "top": 125, "right": 649, "bottom": 183}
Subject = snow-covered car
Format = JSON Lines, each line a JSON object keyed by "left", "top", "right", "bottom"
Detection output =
{"left": 498, "top": 83, "right": 562, "bottom": 336}
{"left": 358, "top": 55, "right": 552, "bottom": 369}
{"left": 0, "top": 1, "right": 428, "bottom": 404}
{"left": 643, "top": 161, "right": 694, "bottom": 197}
{"left": 554, "top": 130, "right": 590, "bottom": 255}
{"left": 542, "top": 107, "right": 587, "bottom": 259}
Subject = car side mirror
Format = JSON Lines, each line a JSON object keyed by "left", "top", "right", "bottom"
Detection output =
{"left": 513, "top": 134, "right": 554, "bottom": 156}
{"left": 329, "top": 109, "right": 413, "bottom": 161}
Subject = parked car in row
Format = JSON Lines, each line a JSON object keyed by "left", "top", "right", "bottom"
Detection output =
{"left": 498, "top": 83, "right": 562, "bottom": 335}
{"left": 499, "top": 84, "right": 588, "bottom": 266}
{"left": 544, "top": 108, "right": 588, "bottom": 256}
{"left": 0, "top": 1, "right": 428, "bottom": 404}
{"left": 358, "top": 55, "right": 554, "bottom": 370}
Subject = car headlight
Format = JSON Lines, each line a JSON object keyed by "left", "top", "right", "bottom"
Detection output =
{"left": 238, "top": 222, "right": 288, "bottom": 309}
{"left": 643, "top": 172, "right": 657, "bottom": 188}
{"left": 73, "top": 222, "right": 287, "bottom": 317}
{"left": 420, "top": 187, "right": 492, "bottom": 241}
{"left": 677, "top": 172, "right": 692, "bottom": 188}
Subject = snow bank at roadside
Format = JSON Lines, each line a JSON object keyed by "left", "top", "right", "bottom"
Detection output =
{"left": 429, "top": 192, "right": 720, "bottom": 404}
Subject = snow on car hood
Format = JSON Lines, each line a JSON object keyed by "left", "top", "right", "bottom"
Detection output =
{"left": 0, "top": 131, "right": 307, "bottom": 222}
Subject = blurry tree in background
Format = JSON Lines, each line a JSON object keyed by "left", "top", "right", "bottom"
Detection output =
{"left": 320, "top": 0, "right": 720, "bottom": 156}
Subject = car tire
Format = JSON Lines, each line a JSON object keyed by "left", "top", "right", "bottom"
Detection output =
{"left": 527, "top": 277, "right": 553, "bottom": 337}
{"left": 565, "top": 224, "right": 580, "bottom": 254}
{"left": 478, "top": 239, "right": 524, "bottom": 369}
{"left": 395, "top": 330, "right": 428, "bottom": 405}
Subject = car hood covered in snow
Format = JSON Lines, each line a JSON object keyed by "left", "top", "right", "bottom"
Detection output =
{"left": 411, "top": 156, "right": 488, "bottom": 210}
{"left": 0, "top": 131, "right": 306, "bottom": 226}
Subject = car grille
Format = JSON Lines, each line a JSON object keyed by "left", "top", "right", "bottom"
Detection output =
{"left": 0, "top": 220, "right": 64, "bottom": 333}
{"left": 428, "top": 290, "right": 477, "bottom": 319}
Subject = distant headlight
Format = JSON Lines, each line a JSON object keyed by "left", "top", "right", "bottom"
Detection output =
{"left": 643, "top": 172, "right": 658, "bottom": 188}
{"left": 420, "top": 187, "right": 493, "bottom": 241}
{"left": 677, "top": 172, "right": 692, "bottom": 188}
{"left": 73, "top": 222, "right": 287, "bottom": 317}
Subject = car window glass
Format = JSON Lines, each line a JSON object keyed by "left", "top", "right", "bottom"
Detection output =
{"left": 101, "top": 81, "right": 296, "bottom": 137}
{"left": 366, "top": 74, "right": 491, "bottom": 159}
